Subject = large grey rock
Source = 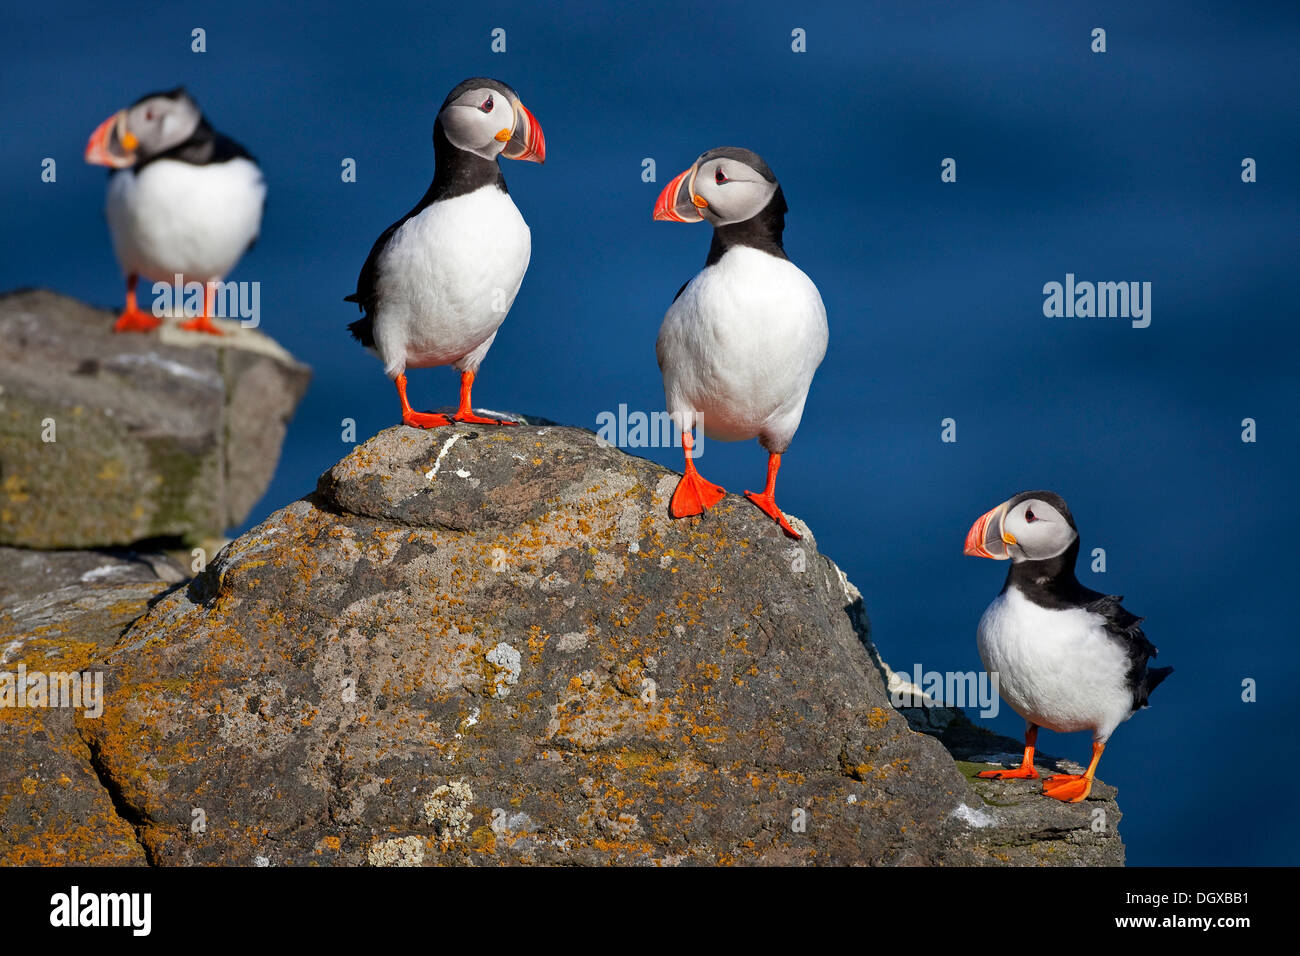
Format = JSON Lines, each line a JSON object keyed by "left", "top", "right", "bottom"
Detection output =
{"left": 16, "top": 423, "right": 1121, "bottom": 866}
{"left": 0, "top": 288, "right": 310, "bottom": 549}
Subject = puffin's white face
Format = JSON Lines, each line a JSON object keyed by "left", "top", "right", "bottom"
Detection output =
{"left": 439, "top": 86, "right": 516, "bottom": 160}
{"left": 85, "top": 90, "right": 201, "bottom": 168}
{"left": 691, "top": 156, "right": 779, "bottom": 226}
{"left": 964, "top": 493, "right": 1078, "bottom": 562}
{"left": 438, "top": 84, "right": 546, "bottom": 164}
{"left": 1000, "top": 497, "right": 1077, "bottom": 562}
{"left": 653, "top": 148, "right": 779, "bottom": 225}
{"left": 126, "top": 94, "right": 201, "bottom": 157}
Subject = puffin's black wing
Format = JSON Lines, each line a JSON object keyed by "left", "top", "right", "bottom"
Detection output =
{"left": 209, "top": 131, "right": 256, "bottom": 164}
{"left": 1084, "top": 591, "right": 1172, "bottom": 711}
{"left": 345, "top": 221, "right": 403, "bottom": 347}
{"left": 346, "top": 181, "right": 440, "bottom": 348}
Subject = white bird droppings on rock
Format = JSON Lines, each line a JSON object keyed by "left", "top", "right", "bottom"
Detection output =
{"left": 78, "top": 565, "right": 123, "bottom": 582}
{"left": 426, "top": 433, "right": 464, "bottom": 480}
{"left": 950, "top": 803, "right": 998, "bottom": 828}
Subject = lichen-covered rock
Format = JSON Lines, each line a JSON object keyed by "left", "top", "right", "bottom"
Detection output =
{"left": 0, "top": 288, "right": 310, "bottom": 549}
{"left": 40, "top": 423, "right": 1123, "bottom": 866}
{"left": 0, "top": 546, "right": 186, "bottom": 865}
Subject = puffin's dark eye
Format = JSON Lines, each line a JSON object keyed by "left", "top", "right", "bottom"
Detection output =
{"left": 145, "top": 110, "right": 154, "bottom": 121}
{"left": 479, "top": 96, "right": 494, "bottom": 113}
{"left": 715, "top": 167, "right": 727, "bottom": 184}
{"left": 1025, "top": 509, "right": 1037, "bottom": 522}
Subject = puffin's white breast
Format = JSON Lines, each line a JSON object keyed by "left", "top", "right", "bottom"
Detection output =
{"left": 976, "top": 586, "right": 1134, "bottom": 740}
{"left": 105, "top": 157, "right": 265, "bottom": 283}
{"left": 372, "top": 184, "right": 531, "bottom": 376}
{"left": 657, "top": 247, "right": 827, "bottom": 448}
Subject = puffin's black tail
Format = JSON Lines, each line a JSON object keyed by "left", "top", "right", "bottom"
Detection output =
{"left": 1145, "top": 666, "right": 1174, "bottom": 700}
{"left": 346, "top": 308, "right": 374, "bottom": 348}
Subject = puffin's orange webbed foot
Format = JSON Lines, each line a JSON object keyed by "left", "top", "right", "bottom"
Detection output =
{"left": 744, "top": 451, "right": 800, "bottom": 538}
{"left": 113, "top": 309, "right": 161, "bottom": 333}
{"left": 1042, "top": 774, "right": 1094, "bottom": 802}
{"left": 978, "top": 726, "right": 1039, "bottom": 780}
{"left": 1042, "top": 740, "right": 1104, "bottom": 802}
{"left": 394, "top": 374, "right": 452, "bottom": 429}
{"left": 178, "top": 315, "right": 223, "bottom": 335}
{"left": 451, "top": 371, "right": 515, "bottom": 425}
{"left": 113, "top": 276, "right": 159, "bottom": 333}
{"left": 670, "top": 471, "right": 726, "bottom": 518}
{"left": 744, "top": 490, "right": 800, "bottom": 539}
{"left": 178, "top": 282, "right": 223, "bottom": 335}
{"left": 978, "top": 765, "right": 1040, "bottom": 780}
{"left": 669, "top": 430, "right": 724, "bottom": 518}
{"left": 453, "top": 410, "right": 518, "bottom": 426}
{"left": 401, "top": 410, "right": 454, "bottom": 429}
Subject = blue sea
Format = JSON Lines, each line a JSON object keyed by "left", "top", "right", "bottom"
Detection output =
{"left": 5, "top": 0, "right": 1297, "bottom": 865}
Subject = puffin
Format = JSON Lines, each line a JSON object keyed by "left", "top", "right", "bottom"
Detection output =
{"left": 346, "top": 77, "right": 545, "bottom": 428}
{"left": 653, "top": 147, "right": 827, "bottom": 539}
{"left": 85, "top": 87, "right": 265, "bottom": 335}
{"left": 964, "top": 491, "right": 1173, "bottom": 802}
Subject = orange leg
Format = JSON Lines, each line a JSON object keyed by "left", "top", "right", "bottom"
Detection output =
{"left": 1042, "top": 741, "right": 1105, "bottom": 803}
{"left": 978, "top": 724, "right": 1040, "bottom": 779}
{"left": 744, "top": 452, "right": 800, "bottom": 539}
{"left": 669, "top": 430, "right": 726, "bottom": 518}
{"left": 179, "top": 282, "right": 223, "bottom": 335}
{"left": 395, "top": 373, "right": 453, "bottom": 429}
{"left": 451, "top": 370, "right": 517, "bottom": 425}
{"left": 112, "top": 274, "right": 161, "bottom": 333}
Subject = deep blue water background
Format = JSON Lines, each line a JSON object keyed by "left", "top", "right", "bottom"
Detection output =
{"left": 4, "top": 1, "right": 1297, "bottom": 865}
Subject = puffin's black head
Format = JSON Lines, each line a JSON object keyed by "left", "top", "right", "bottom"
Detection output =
{"left": 433, "top": 77, "right": 544, "bottom": 164}
{"left": 85, "top": 87, "right": 203, "bottom": 168}
{"left": 653, "top": 146, "right": 786, "bottom": 227}
{"left": 964, "top": 490, "right": 1079, "bottom": 563}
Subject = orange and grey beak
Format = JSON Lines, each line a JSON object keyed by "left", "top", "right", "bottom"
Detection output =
{"left": 85, "top": 109, "right": 137, "bottom": 168}
{"left": 500, "top": 101, "right": 545, "bottom": 163}
{"left": 653, "top": 164, "right": 705, "bottom": 222}
{"left": 964, "top": 499, "right": 1015, "bottom": 559}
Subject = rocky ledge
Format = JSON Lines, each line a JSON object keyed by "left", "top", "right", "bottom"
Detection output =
{"left": 1, "top": 422, "right": 1123, "bottom": 866}
{"left": 0, "top": 288, "right": 310, "bottom": 549}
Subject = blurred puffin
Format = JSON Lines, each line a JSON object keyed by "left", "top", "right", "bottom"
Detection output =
{"left": 964, "top": 491, "right": 1173, "bottom": 802}
{"left": 346, "top": 78, "right": 545, "bottom": 428}
{"left": 85, "top": 88, "right": 264, "bottom": 335}
{"left": 653, "top": 147, "right": 827, "bottom": 539}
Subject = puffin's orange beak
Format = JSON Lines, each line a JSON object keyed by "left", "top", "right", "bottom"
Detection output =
{"left": 85, "top": 109, "right": 136, "bottom": 168}
{"left": 964, "top": 501, "right": 1013, "bottom": 559}
{"left": 501, "top": 101, "right": 545, "bottom": 164}
{"left": 654, "top": 165, "right": 704, "bottom": 222}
